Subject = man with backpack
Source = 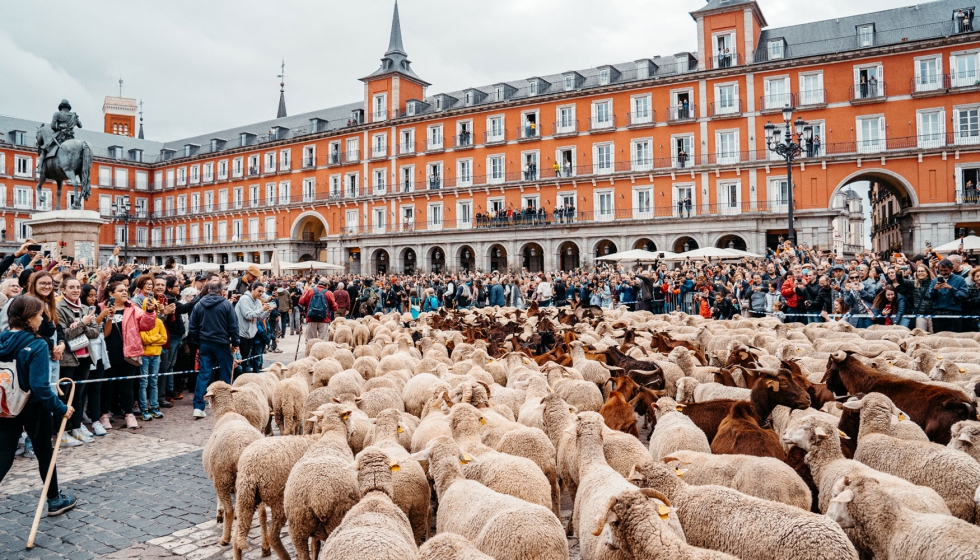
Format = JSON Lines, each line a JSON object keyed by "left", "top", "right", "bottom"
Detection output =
{"left": 298, "top": 279, "right": 337, "bottom": 341}
{"left": 356, "top": 279, "right": 380, "bottom": 317}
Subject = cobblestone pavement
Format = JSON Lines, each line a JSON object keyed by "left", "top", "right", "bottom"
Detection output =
{"left": 0, "top": 332, "right": 584, "bottom": 559}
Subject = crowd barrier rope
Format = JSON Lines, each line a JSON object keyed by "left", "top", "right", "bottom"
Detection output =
{"left": 56, "top": 354, "right": 262, "bottom": 386}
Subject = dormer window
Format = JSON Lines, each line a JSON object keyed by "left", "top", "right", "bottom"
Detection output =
{"left": 564, "top": 75, "right": 574, "bottom": 91}
{"left": 240, "top": 133, "right": 248, "bottom": 147}
{"left": 858, "top": 24, "right": 874, "bottom": 47}
{"left": 407, "top": 103, "right": 415, "bottom": 116}
{"left": 465, "top": 92, "right": 472, "bottom": 105}
{"left": 768, "top": 39, "right": 785, "bottom": 60}
{"left": 954, "top": 9, "right": 974, "bottom": 33}
{"left": 494, "top": 86, "right": 504, "bottom": 101}
{"left": 599, "top": 69, "right": 610, "bottom": 85}
{"left": 529, "top": 81, "right": 538, "bottom": 96}
{"left": 109, "top": 146, "right": 123, "bottom": 159}
{"left": 183, "top": 145, "right": 192, "bottom": 158}
{"left": 636, "top": 61, "right": 649, "bottom": 80}
{"left": 10, "top": 130, "right": 26, "bottom": 145}
{"left": 436, "top": 97, "right": 443, "bottom": 110}
{"left": 129, "top": 149, "right": 143, "bottom": 162}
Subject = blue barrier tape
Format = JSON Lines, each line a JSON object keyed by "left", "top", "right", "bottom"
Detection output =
{"left": 56, "top": 354, "right": 263, "bottom": 385}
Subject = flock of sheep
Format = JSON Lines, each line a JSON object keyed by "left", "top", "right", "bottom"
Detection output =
{"left": 199, "top": 306, "right": 980, "bottom": 560}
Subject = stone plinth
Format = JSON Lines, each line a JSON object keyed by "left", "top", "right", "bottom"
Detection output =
{"left": 27, "top": 210, "right": 105, "bottom": 267}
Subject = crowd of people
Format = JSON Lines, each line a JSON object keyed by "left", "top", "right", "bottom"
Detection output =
{"left": 1, "top": 235, "right": 979, "bottom": 516}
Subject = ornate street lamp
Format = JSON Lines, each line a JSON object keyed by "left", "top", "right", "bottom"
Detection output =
{"left": 112, "top": 200, "right": 137, "bottom": 262}
{"left": 764, "top": 106, "right": 813, "bottom": 244}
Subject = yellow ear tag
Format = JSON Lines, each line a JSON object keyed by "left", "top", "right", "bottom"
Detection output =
{"left": 479, "top": 417, "right": 487, "bottom": 425}
{"left": 887, "top": 362, "right": 893, "bottom": 367}
{"left": 568, "top": 407, "right": 575, "bottom": 414}
{"left": 657, "top": 504, "right": 671, "bottom": 520}
{"left": 397, "top": 425, "right": 405, "bottom": 434}
{"left": 459, "top": 453, "right": 473, "bottom": 465}
{"left": 959, "top": 367, "right": 967, "bottom": 374}
{"left": 796, "top": 348, "right": 802, "bottom": 354}
{"left": 838, "top": 429, "right": 851, "bottom": 440}
{"left": 676, "top": 406, "right": 685, "bottom": 412}
{"left": 937, "top": 356, "right": 944, "bottom": 360}
{"left": 389, "top": 459, "right": 400, "bottom": 472}
{"left": 897, "top": 412, "right": 908, "bottom": 421}
{"left": 674, "top": 468, "right": 685, "bottom": 477}
{"left": 341, "top": 413, "right": 350, "bottom": 421}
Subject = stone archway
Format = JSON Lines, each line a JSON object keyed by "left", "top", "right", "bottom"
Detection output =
{"left": 371, "top": 248, "right": 390, "bottom": 275}
{"left": 400, "top": 247, "right": 418, "bottom": 274}
{"left": 290, "top": 211, "right": 329, "bottom": 241}
{"left": 830, "top": 168, "right": 918, "bottom": 253}
{"left": 428, "top": 246, "right": 446, "bottom": 273}
{"left": 487, "top": 244, "right": 508, "bottom": 272}
{"left": 520, "top": 242, "right": 544, "bottom": 273}
{"left": 558, "top": 241, "right": 580, "bottom": 271}
{"left": 633, "top": 238, "right": 657, "bottom": 251}
{"left": 457, "top": 245, "right": 476, "bottom": 272}
{"left": 672, "top": 236, "right": 699, "bottom": 253}
{"left": 715, "top": 234, "right": 747, "bottom": 251}
{"left": 593, "top": 239, "right": 618, "bottom": 258}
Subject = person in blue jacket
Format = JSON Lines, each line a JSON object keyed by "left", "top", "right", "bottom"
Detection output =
{"left": 928, "top": 259, "right": 968, "bottom": 333}
{"left": 0, "top": 295, "right": 77, "bottom": 516}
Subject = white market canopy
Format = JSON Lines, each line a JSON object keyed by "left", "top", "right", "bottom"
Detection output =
{"left": 280, "top": 260, "right": 345, "bottom": 271}
{"left": 181, "top": 262, "right": 220, "bottom": 272}
{"left": 223, "top": 261, "right": 272, "bottom": 272}
{"left": 664, "top": 247, "right": 744, "bottom": 261}
{"left": 725, "top": 248, "right": 764, "bottom": 258}
{"left": 595, "top": 249, "right": 676, "bottom": 262}
{"left": 934, "top": 235, "right": 980, "bottom": 252}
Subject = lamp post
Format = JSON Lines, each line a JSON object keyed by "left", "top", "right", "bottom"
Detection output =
{"left": 764, "top": 106, "right": 813, "bottom": 245}
{"left": 112, "top": 200, "right": 137, "bottom": 262}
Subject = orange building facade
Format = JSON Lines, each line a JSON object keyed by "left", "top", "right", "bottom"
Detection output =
{"left": 1, "top": 0, "right": 979, "bottom": 273}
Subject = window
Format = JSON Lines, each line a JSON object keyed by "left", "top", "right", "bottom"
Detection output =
{"left": 564, "top": 75, "right": 574, "bottom": 90}
{"left": 465, "top": 91, "right": 473, "bottom": 105}
{"left": 203, "top": 223, "right": 212, "bottom": 242}
{"left": 190, "top": 224, "right": 199, "bottom": 243}
{"left": 134, "top": 198, "right": 147, "bottom": 218}
{"left": 153, "top": 198, "right": 161, "bottom": 217}
{"left": 915, "top": 56, "right": 942, "bottom": 92}
{"left": 346, "top": 173, "right": 359, "bottom": 197}
{"left": 303, "top": 178, "right": 315, "bottom": 202}
{"left": 14, "top": 156, "right": 31, "bottom": 177}
{"left": 596, "top": 191, "right": 614, "bottom": 221}
{"left": 401, "top": 207, "right": 414, "bottom": 231}
{"left": 489, "top": 156, "right": 505, "bottom": 183}
{"left": 457, "top": 121, "right": 472, "bottom": 146}
{"left": 114, "top": 168, "right": 128, "bottom": 188}
{"left": 165, "top": 227, "right": 173, "bottom": 245}
{"left": 205, "top": 191, "right": 213, "bottom": 212}
{"left": 594, "top": 143, "right": 613, "bottom": 174}
{"left": 346, "top": 138, "right": 359, "bottom": 161}
{"left": 494, "top": 85, "right": 504, "bottom": 101}
{"left": 152, "top": 228, "right": 162, "bottom": 245}
{"left": 303, "top": 146, "right": 315, "bottom": 168}
{"left": 489, "top": 198, "right": 505, "bottom": 214}
{"left": 399, "top": 166, "right": 413, "bottom": 192}
{"left": 247, "top": 218, "right": 259, "bottom": 238}
{"left": 373, "top": 208, "right": 386, "bottom": 232}
{"left": 373, "top": 134, "right": 387, "bottom": 158}
{"left": 280, "top": 149, "right": 291, "bottom": 170}
{"left": 954, "top": 106, "right": 980, "bottom": 145}
{"left": 401, "top": 130, "right": 415, "bottom": 153}
{"left": 248, "top": 155, "right": 260, "bottom": 175}
{"left": 190, "top": 165, "right": 200, "bottom": 184}
{"left": 0, "top": 153, "right": 5, "bottom": 175}
{"left": 435, "top": 97, "right": 443, "bottom": 110}
{"left": 428, "top": 203, "right": 443, "bottom": 228}
{"left": 858, "top": 25, "right": 874, "bottom": 47}
{"left": 593, "top": 101, "right": 612, "bottom": 128}
{"left": 632, "top": 140, "right": 652, "bottom": 171}
{"left": 264, "top": 184, "right": 275, "bottom": 206}
{"left": 191, "top": 193, "right": 200, "bottom": 213}
{"left": 177, "top": 195, "right": 186, "bottom": 215}
{"left": 14, "top": 186, "right": 32, "bottom": 210}
{"left": 99, "top": 167, "right": 112, "bottom": 186}
{"left": 634, "top": 188, "right": 652, "bottom": 217}
{"left": 630, "top": 96, "right": 652, "bottom": 126}
{"left": 951, "top": 51, "right": 979, "bottom": 87}
{"left": 716, "top": 130, "right": 740, "bottom": 164}
{"left": 166, "top": 169, "right": 175, "bottom": 188}
{"left": 674, "top": 185, "right": 695, "bottom": 216}
{"left": 599, "top": 68, "right": 610, "bottom": 85}
{"left": 800, "top": 73, "right": 824, "bottom": 105}
{"left": 428, "top": 163, "right": 442, "bottom": 189}
{"left": 917, "top": 109, "right": 946, "bottom": 148}
{"left": 458, "top": 201, "right": 472, "bottom": 227}
{"left": 264, "top": 152, "right": 275, "bottom": 172}
{"left": 769, "top": 178, "right": 789, "bottom": 208}
{"left": 672, "top": 135, "right": 694, "bottom": 168}
{"left": 219, "top": 189, "right": 229, "bottom": 210}
{"left": 233, "top": 157, "right": 243, "bottom": 177}
{"left": 428, "top": 125, "right": 443, "bottom": 149}
{"left": 15, "top": 219, "right": 32, "bottom": 242}
{"left": 177, "top": 167, "right": 186, "bottom": 185}
{"left": 134, "top": 171, "right": 147, "bottom": 190}
{"left": 764, "top": 77, "right": 790, "bottom": 110}
{"left": 373, "top": 93, "right": 387, "bottom": 121}
{"left": 374, "top": 169, "right": 387, "bottom": 194}
{"left": 345, "top": 210, "right": 358, "bottom": 234}
{"left": 768, "top": 40, "right": 784, "bottom": 60}
{"left": 713, "top": 32, "right": 736, "bottom": 68}
{"left": 165, "top": 196, "right": 174, "bottom": 216}
{"left": 529, "top": 80, "right": 538, "bottom": 95}
{"left": 557, "top": 106, "right": 576, "bottom": 133}
{"left": 249, "top": 185, "right": 259, "bottom": 207}
{"left": 487, "top": 117, "right": 504, "bottom": 142}
{"left": 854, "top": 65, "right": 883, "bottom": 99}
{"left": 715, "top": 84, "right": 738, "bottom": 114}
{"left": 232, "top": 220, "right": 242, "bottom": 241}
{"left": 233, "top": 187, "right": 243, "bottom": 209}
{"left": 265, "top": 217, "right": 277, "bottom": 240}
{"left": 175, "top": 225, "right": 185, "bottom": 244}
{"left": 857, "top": 116, "right": 885, "bottom": 153}
{"left": 456, "top": 159, "right": 473, "bottom": 187}
{"left": 719, "top": 182, "right": 741, "bottom": 215}
{"left": 522, "top": 112, "right": 538, "bottom": 138}
{"left": 239, "top": 133, "right": 249, "bottom": 147}
{"left": 636, "top": 61, "right": 649, "bottom": 80}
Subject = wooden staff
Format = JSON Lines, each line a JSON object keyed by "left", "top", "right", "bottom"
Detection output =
{"left": 26, "top": 377, "right": 75, "bottom": 550}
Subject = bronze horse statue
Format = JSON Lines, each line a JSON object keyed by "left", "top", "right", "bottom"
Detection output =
{"left": 34, "top": 126, "right": 93, "bottom": 211}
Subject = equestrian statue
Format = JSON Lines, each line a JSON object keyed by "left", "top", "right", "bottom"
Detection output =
{"left": 35, "top": 99, "right": 93, "bottom": 211}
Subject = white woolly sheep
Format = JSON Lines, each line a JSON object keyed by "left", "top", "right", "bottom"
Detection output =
{"left": 841, "top": 392, "right": 928, "bottom": 442}
{"left": 355, "top": 386, "right": 405, "bottom": 418}
{"left": 417, "top": 532, "right": 493, "bottom": 560}
{"left": 948, "top": 420, "right": 980, "bottom": 464}
{"left": 352, "top": 322, "right": 371, "bottom": 346}
{"left": 273, "top": 368, "right": 312, "bottom": 436}
{"left": 311, "top": 358, "right": 344, "bottom": 388}
{"left": 302, "top": 387, "right": 338, "bottom": 434}
{"left": 327, "top": 368, "right": 365, "bottom": 397}
{"left": 675, "top": 377, "right": 751, "bottom": 404}
{"left": 569, "top": 341, "right": 617, "bottom": 386}
{"left": 546, "top": 364, "right": 604, "bottom": 412}
{"left": 648, "top": 397, "right": 711, "bottom": 460}
{"left": 409, "top": 436, "right": 569, "bottom": 560}
{"left": 332, "top": 348, "right": 355, "bottom": 370}
{"left": 352, "top": 355, "right": 380, "bottom": 379}
{"left": 308, "top": 341, "right": 333, "bottom": 361}
{"left": 229, "top": 383, "right": 270, "bottom": 434}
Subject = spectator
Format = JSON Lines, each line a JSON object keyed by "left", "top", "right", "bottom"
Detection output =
{"left": 235, "top": 282, "right": 270, "bottom": 372}
{"left": 55, "top": 278, "right": 99, "bottom": 444}
{"left": 927, "top": 259, "right": 968, "bottom": 333}
{"left": 872, "top": 286, "right": 906, "bottom": 326}
{"left": 535, "top": 275, "right": 554, "bottom": 307}
{"left": 188, "top": 281, "right": 239, "bottom": 419}
{"left": 332, "top": 282, "right": 350, "bottom": 318}
{"left": 159, "top": 276, "right": 198, "bottom": 406}
{"left": 711, "top": 292, "right": 734, "bottom": 320}
{"left": 902, "top": 264, "right": 934, "bottom": 332}
{"left": 79, "top": 284, "right": 109, "bottom": 437}
{"left": 99, "top": 281, "right": 158, "bottom": 429}
{"left": 288, "top": 280, "right": 303, "bottom": 334}
{"left": 299, "top": 279, "right": 337, "bottom": 340}
{"left": 489, "top": 277, "right": 506, "bottom": 307}
{"left": 138, "top": 309, "right": 167, "bottom": 421}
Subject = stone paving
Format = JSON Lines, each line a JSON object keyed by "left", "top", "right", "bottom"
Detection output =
{"left": 0, "top": 333, "right": 585, "bottom": 559}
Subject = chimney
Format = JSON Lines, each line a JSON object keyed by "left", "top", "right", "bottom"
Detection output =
{"left": 103, "top": 95, "right": 138, "bottom": 137}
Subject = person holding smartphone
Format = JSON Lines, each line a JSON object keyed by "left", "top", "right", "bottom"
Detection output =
{"left": 927, "top": 259, "right": 967, "bottom": 333}
{"left": 56, "top": 278, "right": 100, "bottom": 445}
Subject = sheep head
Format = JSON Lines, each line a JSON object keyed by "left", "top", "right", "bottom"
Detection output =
{"left": 628, "top": 460, "right": 684, "bottom": 496}
{"left": 307, "top": 403, "right": 355, "bottom": 438}
{"left": 592, "top": 489, "right": 673, "bottom": 548}
{"left": 349, "top": 446, "right": 399, "bottom": 498}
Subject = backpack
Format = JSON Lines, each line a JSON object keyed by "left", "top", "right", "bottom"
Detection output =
{"left": 0, "top": 355, "right": 29, "bottom": 418}
{"left": 307, "top": 287, "right": 330, "bottom": 322}
{"left": 423, "top": 295, "right": 439, "bottom": 312}
{"left": 359, "top": 288, "right": 378, "bottom": 315}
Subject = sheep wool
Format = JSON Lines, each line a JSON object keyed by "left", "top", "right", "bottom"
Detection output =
{"left": 649, "top": 397, "right": 711, "bottom": 461}
{"left": 418, "top": 532, "right": 494, "bottom": 560}
{"left": 948, "top": 420, "right": 980, "bottom": 464}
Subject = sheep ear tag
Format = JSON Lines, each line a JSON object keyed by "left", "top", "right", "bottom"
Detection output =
{"left": 675, "top": 404, "right": 686, "bottom": 412}
{"left": 837, "top": 430, "right": 851, "bottom": 440}
{"left": 389, "top": 459, "right": 401, "bottom": 472}
{"left": 674, "top": 468, "right": 687, "bottom": 477}
{"left": 479, "top": 417, "right": 487, "bottom": 425}
{"left": 459, "top": 453, "right": 473, "bottom": 465}
{"left": 397, "top": 425, "right": 405, "bottom": 433}
{"left": 960, "top": 367, "right": 967, "bottom": 374}
{"left": 897, "top": 412, "right": 908, "bottom": 422}
{"left": 766, "top": 379, "right": 780, "bottom": 392}
{"left": 657, "top": 504, "right": 671, "bottom": 520}
{"left": 795, "top": 348, "right": 802, "bottom": 354}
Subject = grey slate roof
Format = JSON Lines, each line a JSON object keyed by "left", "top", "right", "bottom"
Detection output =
{"left": 0, "top": 113, "right": 164, "bottom": 160}
{"left": 386, "top": 0, "right": 406, "bottom": 56}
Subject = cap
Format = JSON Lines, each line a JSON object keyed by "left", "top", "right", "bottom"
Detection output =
{"left": 317, "top": 279, "right": 328, "bottom": 286}
{"left": 247, "top": 265, "right": 261, "bottom": 278}
{"left": 194, "top": 274, "right": 206, "bottom": 282}
{"left": 830, "top": 264, "right": 846, "bottom": 272}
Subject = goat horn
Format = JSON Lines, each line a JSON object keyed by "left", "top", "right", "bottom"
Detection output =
{"left": 831, "top": 350, "right": 847, "bottom": 362}
{"left": 638, "top": 488, "right": 672, "bottom": 507}
{"left": 592, "top": 496, "right": 619, "bottom": 537}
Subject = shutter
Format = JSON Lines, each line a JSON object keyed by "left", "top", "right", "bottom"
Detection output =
{"left": 853, "top": 67, "right": 860, "bottom": 87}
{"left": 916, "top": 112, "right": 923, "bottom": 143}
{"left": 876, "top": 65, "right": 883, "bottom": 83}
{"left": 937, "top": 56, "right": 943, "bottom": 77}
{"left": 734, "top": 83, "right": 740, "bottom": 107}
{"left": 955, "top": 167, "right": 964, "bottom": 201}
{"left": 953, "top": 109, "right": 960, "bottom": 139}
{"left": 879, "top": 117, "right": 886, "bottom": 149}
{"left": 764, "top": 79, "right": 770, "bottom": 97}
{"left": 856, "top": 118, "right": 864, "bottom": 146}
{"left": 951, "top": 54, "right": 958, "bottom": 82}
{"left": 940, "top": 109, "right": 947, "bottom": 139}
{"left": 735, "top": 130, "right": 741, "bottom": 160}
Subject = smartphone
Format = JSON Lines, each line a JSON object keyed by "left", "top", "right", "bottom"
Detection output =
{"left": 28, "top": 244, "right": 42, "bottom": 252}
{"left": 65, "top": 256, "right": 74, "bottom": 263}
{"left": 107, "top": 297, "right": 116, "bottom": 308}
{"left": 43, "top": 251, "right": 51, "bottom": 257}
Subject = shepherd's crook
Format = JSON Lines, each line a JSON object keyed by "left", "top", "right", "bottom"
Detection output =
{"left": 26, "top": 377, "right": 75, "bottom": 549}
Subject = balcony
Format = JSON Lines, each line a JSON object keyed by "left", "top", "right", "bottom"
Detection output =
{"left": 247, "top": 167, "right": 260, "bottom": 177}
{"left": 708, "top": 99, "right": 742, "bottom": 118}
{"left": 302, "top": 157, "right": 316, "bottom": 169}
{"left": 759, "top": 93, "right": 793, "bottom": 112}
{"left": 425, "top": 139, "right": 445, "bottom": 152}
{"left": 849, "top": 81, "right": 886, "bottom": 104}
{"left": 398, "top": 180, "right": 414, "bottom": 193}
{"left": 626, "top": 111, "right": 655, "bottom": 128}
{"left": 552, "top": 120, "right": 579, "bottom": 137}
{"left": 951, "top": 70, "right": 980, "bottom": 89}
{"left": 370, "top": 146, "right": 388, "bottom": 160}
{"left": 397, "top": 142, "right": 417, "bottom": 156}
{"left": 517, "top": 124, "right": 540, "bottom": 141}
{"left": 343, "top": 150, "right": 360, "bottom": 163}
{"left": 327, "top": 151, "right": 342, "bottom": 165}
{"left": 588, "top": 115, "right": 616, "bottom": 132}
{"left": 454, "top": 132, "right": 475, "bottom": 149}
{"left": 427, "top": 176, "right": 442, "bottom": 190}
{"left": 795, "top": 89, "right": 827, "bottom": 107}
{"left": 666, "top": 105, "right": 696, "bottom": 122}
{"left": 484, "top": 130, "right": 507, "bottom": 145}
{"left": 372, "top": 110, "right": 388, "bottom": 122}
{"left": 710, "top": 52, "right": 742, "bottom": 69}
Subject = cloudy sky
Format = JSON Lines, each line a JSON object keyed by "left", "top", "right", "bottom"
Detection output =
{"left": 1, "top": 0, "right": 919, "bottom": 141}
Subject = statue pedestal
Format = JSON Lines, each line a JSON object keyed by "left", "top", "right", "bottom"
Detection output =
{"left": 27, "top": 210, "right": 105, "bottom": 267}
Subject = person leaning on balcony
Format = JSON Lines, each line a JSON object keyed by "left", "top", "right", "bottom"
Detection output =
{"left": 553, "top": 161, "right": 561, "bottom": 178}
{"left": 677, "top": 148, "right": 688, "bottom": 168}
{"left": 965, "top": 180, "right": 977, "bottom": 203}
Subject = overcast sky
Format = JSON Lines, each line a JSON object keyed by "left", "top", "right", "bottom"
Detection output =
{"left": 2, "top": 0, "right": 919, "bottom": 141}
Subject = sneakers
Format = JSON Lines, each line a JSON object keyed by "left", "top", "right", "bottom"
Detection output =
{"left": 47, "top": 491, "right": 77, "bottom": 516}
{"left": 124, "top": 414, "right": 139, "bottom": 429}
{"left": 77, "top": 424, "right": 95, "bottom": 439}
{"left": 193, "top": 409, "right": 207, "bottom": 419}
{"left": 141, "top": 411, "right": 153, "bottom": 422}
{"left": 70, "top": 429, "right": 93, "bottom": 444}
{"left": 59, "top": 433, "right": 83, "bottom": 447}
{"left": 150, "top": 409, "right": 164, "bottom": 419}
{"left": 91, "top": 422, "right": 107, "bottom": 437}
{"left": 159, "top": 400, "right": 174, "bottom": 409}
{"left": 100, "top": 414, "right": 113, "bottom": 430}
{"left": 23, "top": 449, "right": 36, "bottom": 459}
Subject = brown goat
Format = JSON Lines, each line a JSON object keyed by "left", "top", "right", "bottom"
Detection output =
{"left": 781, "top": 359, "right": 837, "bottom": 409}
{"left": 711, "top": 400, "right": 786, "bottom": 460}
{"left": 628, "top": 386, "right": 666, "bottom": 438}
{"left": 823, "top": 351, "right": 977, "bottom": 444}
{"left": 599, "top": 390, "right": 638, "bottom": 438}
{"left": 605, "top": 376, "right": 641, "bottom": 402}
{"left": 784, "top": 445, "right": 821, "bottom": 513}
{"left": 681, "top": 367, "right": 811, "bottom": 443}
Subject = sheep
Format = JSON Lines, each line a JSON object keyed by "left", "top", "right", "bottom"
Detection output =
{"left": 311, "top": 358, "right": 344, "bottom": 388}
{"left": 327, "top": 368, "right": 365, "bottom": 397}
{"left": 628, "top": 459, "right": 858, "bottom": 560}
{"left": 593, "top": 488, "right": 737, "bottom": 560}
{"left": 417, "top": 532, "right": 494, "bottom": 560}
{"left": 547, "top": 364, "right": 604, "bottom": 412}
{"left": 232, "top": 423, "right": 320, "bottom": 559}
{"left": 355, "top": 409, "right": 430, "bottom": 544}
{"left": 842, "top": 391, "right": 928, "bottom": 442}
{"left": 352, "top": 322, "right": 371, "bottom": 346}
{"left": 410, "top": 436, "right": 569, "bottom": 560}
{"left": 355, "top": 386, "right": 405, "bottom": 418}
{"left": 273, "top": 367, "right": 312, "bottom": 436}
{"left": 569, "top": 411, "right": 685, "bottom": 557}
{"left": 569, "top": 340, "right": 618, "bottom": 386}
{"left": 827, "top": 475, "right": 980, "bottom": 560}
{"left": 949, "top": 420, "right": 980, "bottom": 464}
{"left": 849, "top": 400, "right": 980, "bottom": 523}
{"left": 201, "top": 382, "right": 263, "bottom": 547}
{"left": 317, "top": 447, "right": 418, "bottom": 560}
{"left": 648, "top": 397, "right": 711, "bottom": 461}
{"left": 402, "top": 372, "right": 449, "bottom": 417}
{"left": 675, "top": 376, "right": 751, "bottom": 404}
{"left": 331, "top": 323, "right": 354, "bottom": 347}
{"left": 352, "top": 355, "right": 380, "bottom": 379}
{"left": 226, "top": 383, "right": 270, "bottom": 434}
{"left": 668, "top": 346, "right": 717, "bottom": 385}
{"left": 448, "top": 403, "right": 555, "bottom": 515}
{"left": 822, "top": 350, "right": 977, "bottom": 444}
{"left": 661, "top": 450, "right": 811, "bottom": 510}
{"left": 410, "top": 392, "right": 453, "bottom": 455}
{"left": 333, "top": 347, "right": 355, "bottom": 370}
{"left": 283, "top": 404, "right": 360, "bottom": 560}
{"left": 331, "top": 393, "right": 375, "bottom": 453}
{"left": 598, "top": 390, "right": 638, "bottom": 438}
{"left": 232, "top": 370, "right": 277, "bottom": 409}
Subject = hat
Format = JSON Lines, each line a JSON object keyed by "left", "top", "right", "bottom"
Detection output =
{"left": 194, "top": 274, "right": 206, "bottom": 282}
{"left": 247, "top": 265, "right": 261, "bottom": 278}
{"left": 59, "top": 99, "right": 72, "bottom": 111}
{"left": 317, "top": 279, "right": 328, "bottom": 286}
{"left": 830, "top": 265, "right": 846, "bottom": 272}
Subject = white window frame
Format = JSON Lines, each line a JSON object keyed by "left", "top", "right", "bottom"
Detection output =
{"left": 428, "top": 125, "right": 444, "bottom": 150}
{"left": 673, "top": 183, "right": 697, "bottom": 217}
{"left": 768, "top": 177, "right": 789, "bottom": 210}
{"left": 233, "top": 187, "right": 243, "bottom": 209}
{"left": 711, "top": 31, "right": 738, "bottom": 67}
{"left": 858, "top": 25, "right": 874, "bottom": 47}
{"left": 99, "top": 167, "right": 112, "bottom": 187}
{"left": 400, "top": 205, "right": 415, "bottom": 232}
{"left": 232, "top": 157, "right": 243, "bottom": 178}
{"left": 373, "top": 207, "right": 387, "bottom": 232}
{"left": 399, "top": 165, "right": 414, "bottom": 193}
{"left": 373, "top": 169, "right": 387, "bottom": 194}
{"left": 488, "top": 155, "right": 505, "bottom": 184}
{"left": 176, "top": 167, "right": 186, "bottom": 186}
{"left": 853, "top": 63, "right": 884, "bottom": 99}
{"left": 557, "top": 105, "right": 576, "bottom": 134}
{"left": 592, "top": 99, "right": 613, "bottom": 128}
{"left": 767, "top": 39, "right": 784, "bottom": 60}
{"left": 345, "top": 210, "right": 358, "bottom": 234}
{"left": 630, "top": 94, "right": 652, "bottom": 124}
{"left": 714, "top": 82, "right": 739, "bottom": 115}
{"left": 950, "top": 50, "right": 980, "bottom": 88}
{"left": 373, "top": 93, "right": 388, "bottom": 121}
{"left": 428, "top": 202, "right": 443, "bottom": 230}
{"left": 13, "top": 186, "right": 32, "bottom": 210}
{"left": 671, "top": 134, "right": 694, "bottom": 168}
{"left": 345, "top": 138, "right": 359, "bottom": 161}
{"left": 595, "top": 189, "right": 615, "bottom": 221}
{"left": 914, "top": 54, "right": 943, "bottom": 92}
{"left": 633, "top": 187, "right": 652, "bottom": 218}
{"left": 189, "top": 164, "right": 200, "bottom": 184}
{"left": 631, "top": 138, "right": 653, "bottom": 171}
{"left": 486, "top": 116, "right": 504, "bottom": 142}
{"left": 265, "top": 217, "right": 277, "bottom": 240}
{"left": 302, "top": 145, "right": 316, "bottom": 168}
{"left": 14, "top": 155, "right": 32, "bottom": 178}
{"left": 264, "top": 152, "right": 276, "bottom": 172}
{"left": 345, "top": 172, "right": 359, "bottom": 197}
{"left": 953, "top": 104, "right": 980, "bottom": 146}
{"left": 302, "top": 178, "right": 315, "bottom": 202}
{"left": 217, "top": 160, "right": 228, "bottom": 179}
{"left": 763, "top": 76, "right": 791, "bottom": 110}
{"left": 718, "top": 180, "right": 742, "bottom": 215}
{"left": 715, "top": 129, "right": 740, "bottom": 165}
{"left": 916, "top": 108, "right": 946, "bottom": 148}
{"left": 372, "top": 133, "right": 388, "bottom": 158}
{"left": 593, "top": 143, "right": 614, "bottom": 175}
{"left": 279, "top": 149, "right": 291, "bottom": 170}
{"left": 456, "top": 159, "right": 473, "bottom": 187}
{"left": 457, "top": 200, "right": 473, "bottom": 228}
{"left": 856, "top": 114, "right": 886, "bottom": 154}
{"left": 799, "top": 72, "right": 825, "bottom": 106}
{"left": 277, "top": 182, "right": 290, "bottom": 205}
{"left": 177, "top": 194, "right": 186, "bottom": 216}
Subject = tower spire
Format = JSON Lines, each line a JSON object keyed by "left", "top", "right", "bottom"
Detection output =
{"left": 138, "top": 98, "right": 144, "bottom": 139}
{"left": 386, "top": 0, "right": 405, "bottom": 56}
{"left": 118, "top": 77, "right": 124, "bottom": 97}
{"left": 277, "top": 59, "right": 287, "bottom": 119}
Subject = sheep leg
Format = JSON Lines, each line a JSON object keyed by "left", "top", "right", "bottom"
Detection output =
{"left": 215, "top": 495, "right": 224, "bottom": 523}
{"left": 258, "top": 505, "right": 270, "bottom": 557}
{"left": 288, "top": 523, "right": 313, "bottom": 560}
{"left": 268, "top": 506, "right": 291, "bottom": 560}
{"left": 549, "top": 474, "right": 562, "bottom": 520}
{"left": 233, "top": 486, "right": 258, "bottom": 554}
{"left": 218, "top": 489, "right": 235, "bottom": 546}
{"left": 564, "top": 481, "right": 578, "bottom": 536}
{"left": 311, "top": 538, "right": 321, "bottom": 560}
